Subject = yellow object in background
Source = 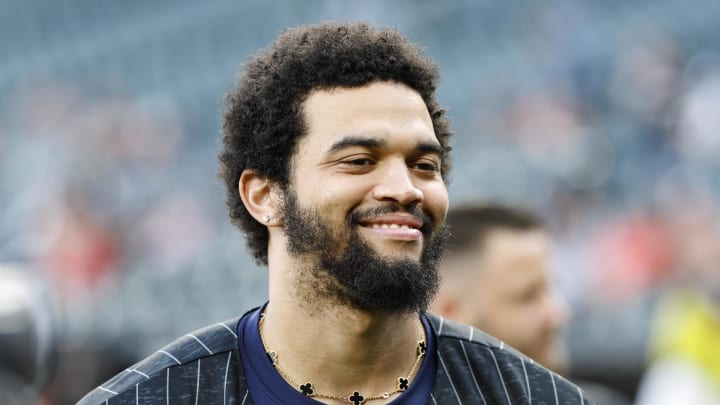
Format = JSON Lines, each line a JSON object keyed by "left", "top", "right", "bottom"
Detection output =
{"left": 650, "top": 291, "right": 720, "bottom": 387}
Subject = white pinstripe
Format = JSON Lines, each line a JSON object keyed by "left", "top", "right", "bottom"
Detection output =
{"left": 126, "top": 368, "right": 150, "bottom": 379}
{"left": 577, "top": 385, "right": 584, "bottom": 404}
{"left": 218, "top": 322, "right": 237, "bottom": 338}
{"left": 437, "top": 352, "right": 462, "bottom": 404}
{"left": 550, "top": 370, "right": 558, "bottom": 405}
{"left": 430, "top": 393, "right": 438, "bottom": 404}
{"left": 166, "top": 368, "right": 170, "bottom": 405}
{"left": 105, "top": 400, "right": 108, "bottom": 405}
{"left": 521, "top": 358, "right": 531, "bottom": 404}
{"left": 195, "top": 360, "right": 201, "bottom": 405}
{"left": 241, "top": 389, "right": 249, "bottom": 404}
{"left": 187, "top": 334, "right": 214, "bottom": 354}
{"left": 438, "top": 317, "right": 445, "bottom": 335}
{"left": 469, "top": 326, "right": 474, "bottom": 342}
{"left": 99, "top": 387, "right": 118, "bottom": 395}
{"left": 158, "top": 350, "right": 182, "bottom": 365}
{"left": 487, "top": 347, "right": 512, "bottom": 405}
{"left": 135, "top": 383, "right": 138, "bottom": 405}
{"left": 500, "top": 341, "right": 505, "bottom": 350}
{"left": 460, "top": 340, "right": 486, "bottom": 403}
{"left": 223, "top": 351, "right": 232, "bottom": 404}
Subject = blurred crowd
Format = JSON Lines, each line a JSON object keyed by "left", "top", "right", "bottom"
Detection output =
{"left": 1, "top": 0, "right": 719, "bottom": 403}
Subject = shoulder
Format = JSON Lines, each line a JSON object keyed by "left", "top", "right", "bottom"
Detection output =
{"left": 77, "top": 317, "right": 242, "bottom": 405}
{"left": 425, "top": 313, "right": 591, "bottom": 404}
{"left": 426, "top": 311, "right": 506, "bottom": 349}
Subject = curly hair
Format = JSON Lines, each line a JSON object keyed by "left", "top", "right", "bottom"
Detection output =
{"left": 219, "top": 21, "right": 453, "bottom": 265}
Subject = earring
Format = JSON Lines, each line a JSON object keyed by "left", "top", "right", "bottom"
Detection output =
{"left": 262, "top": 214, "right": 270, "bottom": 223}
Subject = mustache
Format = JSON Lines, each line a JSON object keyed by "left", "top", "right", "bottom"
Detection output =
{"left": 349, "top": 203, "right": 435, "bottom": 236}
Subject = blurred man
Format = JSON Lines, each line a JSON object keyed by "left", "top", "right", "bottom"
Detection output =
{"left": 433, "top": 204, "right": 635, "bottom": 405}
{"left": 432, "top": 204, "right": 569, "bottom": 372}
{"left": 79, "top": 22, "right": 586, "bottom": 404}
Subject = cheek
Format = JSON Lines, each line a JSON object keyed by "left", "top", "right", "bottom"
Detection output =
{"left": 424, "top": 183, "right": 449, "bottom": 219}
{"left": 294, "top": 176, "right": 368, "bottom": 210}
{"left": 329, "top": 176, "right": 376, "bottom": 201}
{"left": 494, "top": 301, "right": 542, "bottom": 334}
{"left": 515, "top": 304, "right": 550, "bottom": 337}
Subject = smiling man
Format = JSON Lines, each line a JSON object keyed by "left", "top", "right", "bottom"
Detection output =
{"left": 79, "top": 22, "right": 588, "bottom": 404}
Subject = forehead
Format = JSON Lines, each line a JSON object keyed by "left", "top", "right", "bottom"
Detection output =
{"left": 297, "top": 81, "right": 438, "bottom": 152}
{"left": 483, "top": 229, "right": 550, "bottom": 254}
{"left": 445, "top": 229, "right": 550, "bottom": 274}
{"left": 451, "top": 230, "right": 549, "bottom": 294}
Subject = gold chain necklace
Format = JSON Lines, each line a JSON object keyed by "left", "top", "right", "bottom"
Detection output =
{"left": 258, "top": 313, "right": 427, "bottom": 405}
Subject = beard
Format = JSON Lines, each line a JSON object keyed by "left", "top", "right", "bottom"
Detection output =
{"left": 281, "top": 189, "right": 448, "bottom": 314}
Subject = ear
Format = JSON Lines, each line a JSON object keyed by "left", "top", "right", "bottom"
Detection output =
{"left": 430, "top": 292, "right": 458, "bottom": 318}
{"left": 430, "top": 277, "right": 461, "bottom": 318}
{"left": 238, "top": 170, "right": 281, "bottom": 226}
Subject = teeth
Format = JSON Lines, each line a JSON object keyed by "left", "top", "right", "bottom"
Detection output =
{"left": 369, "top": 223, "right": 413, "bottom": 229}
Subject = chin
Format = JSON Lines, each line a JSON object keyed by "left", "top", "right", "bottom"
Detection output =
{"left": 533, "top": 348, "right": 567, "bottom": 373}
{"left": 378, "top": 251, "right": 423, "bottom": 265}
{"left": 365, "top": 240, "right": 424, "bottom": 259}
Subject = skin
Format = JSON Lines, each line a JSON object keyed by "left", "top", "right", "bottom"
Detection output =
{"left": 434, "top": 229, "right": 569, "bottom": 372}
{"left": 239, "top": 81, "right": 449, "bottom": 403}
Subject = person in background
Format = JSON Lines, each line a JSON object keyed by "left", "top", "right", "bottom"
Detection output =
{"left": 432, "top": 204, "right": 569, "bottom": 372}
{"left": 79, "top": 22, "right": 587, "bottom": 404}
{"left": 433, "top": 203, "right": 630, "bottom": 404}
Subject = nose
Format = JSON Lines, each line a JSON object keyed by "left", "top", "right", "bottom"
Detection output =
{"left": 372, "top": 159, "right": 424, "bottom": 206}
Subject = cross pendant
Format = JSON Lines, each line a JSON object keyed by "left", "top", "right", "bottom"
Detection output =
{"left": 349, "top": 391, "right": 364, "bottom": 405}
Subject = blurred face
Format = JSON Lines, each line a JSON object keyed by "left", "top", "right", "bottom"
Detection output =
{"left": 281, "top": 81, "right": 450, "bottom": 313}
{"left": 447, "top": 229, "right": 568, "bottom": 370}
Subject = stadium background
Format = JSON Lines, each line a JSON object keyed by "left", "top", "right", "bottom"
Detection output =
{"left": 1, "top": 0, "right": 719, "bottom": 403}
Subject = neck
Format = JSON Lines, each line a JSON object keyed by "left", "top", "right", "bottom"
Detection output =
{"left": 264, "top": 254, "right": 425, "bottom": 402}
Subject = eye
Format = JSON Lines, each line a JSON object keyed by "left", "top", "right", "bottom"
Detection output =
{"left": 413, "top": 160, "right": 440, "bottom": 172}
{"left": 344, "top": 157, "right": 375, "bottom": 166}
{"left": 517, "top": 285, "right": 543, "bottom": 304}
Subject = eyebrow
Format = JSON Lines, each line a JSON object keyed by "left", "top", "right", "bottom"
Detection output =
{"left": 328, "top": 136, "right": 387, "bottom": 153}
{"left": 415, "top": 142, "right": 444, "bottom": 157}
{"left": 328, "top": 135, "right": 443, "bottom": 157}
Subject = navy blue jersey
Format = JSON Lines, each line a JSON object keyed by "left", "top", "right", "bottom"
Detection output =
{"left": 78, "top": 309, "right": 590, "bottom": 404}
{"left": 237, "top": 305, "right": 436, "bottom": 404}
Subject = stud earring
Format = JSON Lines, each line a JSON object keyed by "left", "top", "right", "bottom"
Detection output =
{"left": 262, "top": 214, "right": 270, "bottom": 223}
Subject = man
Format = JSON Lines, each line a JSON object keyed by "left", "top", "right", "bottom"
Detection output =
{"left": 80, "top": 22, "right": 587, "bottom": 404}
{"left": 431, "top": 204, "right": 569, "bottom": 373}
{"left": 432, "top": 205, "right": 633, "bottom": 405}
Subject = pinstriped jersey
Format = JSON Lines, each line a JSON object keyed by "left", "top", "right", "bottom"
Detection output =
{"left": 428, "top": 315, "right": 589, "bottom": 404}
{"left": 78, "top": 311, "right": 590, "bottom": 405}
